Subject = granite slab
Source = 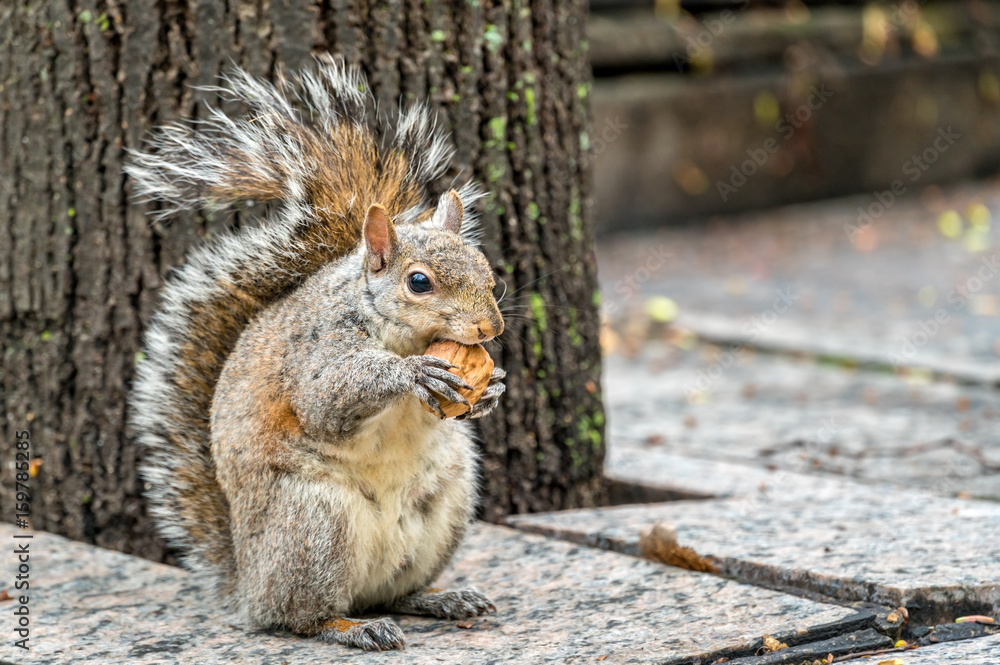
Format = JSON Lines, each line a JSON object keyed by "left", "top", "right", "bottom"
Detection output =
{"left": 506, "top": 485, "right": 1000, "bottom": 625}
{"left": 0, "top": 522, "right": 858, "bottom": 665}
{"left": 597, "top": 180, "right": 1000, "bottom": 382}
{"left": 602, "top": 347, "right": 1000, "bottom": 499}
{"left": 903, "top": 632, "right": 1000, "bottom": 662}
{"left": 675, "top": 311, "right": 1000, "bottom": 387}
{"left": 606, "top": 445, "right": 862, "bottom": 502}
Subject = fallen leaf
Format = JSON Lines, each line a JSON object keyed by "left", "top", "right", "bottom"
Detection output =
{"left": 28, "top": 458, "right": 43, "bottom": 477}
{"left": 760, "top": 635, "right": 788, "bottom": 653}
{"left": 456, "top": 621, "right": 475, "bottom": 629}
{"left": 0, "top": 590, "right": 12, "bottom": 602}
{"left": 956, "top": 615, "right": 995, "bottom": 624}
{"left": 887, "top": 612, "right": 900, "bottom": 623}
{"left": 597, "top": 656, "right": 607, "bottom": 661}
{"left": 639, "top": 522, "right": 718, "bottom": 574}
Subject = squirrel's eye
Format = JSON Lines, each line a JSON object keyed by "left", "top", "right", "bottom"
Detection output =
{"left": 407, "top": 272, "right": 433, "bottom": 294}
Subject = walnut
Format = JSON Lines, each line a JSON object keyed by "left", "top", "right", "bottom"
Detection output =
{"left": 421, "top": 341, "right": 494, "bottom": 418}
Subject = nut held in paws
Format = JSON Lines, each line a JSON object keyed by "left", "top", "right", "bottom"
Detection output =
{"left": 421, "top": 341, "right": 494, "bottom": 418}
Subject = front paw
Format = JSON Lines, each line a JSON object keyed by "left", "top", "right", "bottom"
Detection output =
{"left": 410, "top": 355, "right": 474, "bottom": 419}
{"left": 458, "top": 367, "right": 505, "bottom": 420}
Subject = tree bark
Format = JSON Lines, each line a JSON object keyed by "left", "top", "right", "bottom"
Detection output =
{"left": 0, "top": 0, "right": 604, "bottom": 561}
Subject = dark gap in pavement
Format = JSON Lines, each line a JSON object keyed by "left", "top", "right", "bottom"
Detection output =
{"left": 663, "top": 619, "right": 998, "bottom": 665}
{"left": 606, "top": 477, "right": 716, "bottom": 506}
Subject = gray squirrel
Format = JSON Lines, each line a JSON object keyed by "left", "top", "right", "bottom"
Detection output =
{"left": 126, "top": 59, "right": 506, "bottom": 651}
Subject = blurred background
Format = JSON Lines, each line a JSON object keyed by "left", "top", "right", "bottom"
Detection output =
{"left": 593, "top": 0, "right": 1000, "bottom": 502}
{"left": 591, "top": 0, "right": 1000, "bottom": 225}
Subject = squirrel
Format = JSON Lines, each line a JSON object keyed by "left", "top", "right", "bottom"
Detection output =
{"left": 125, "top": 59, "right": 506, "bottom": 651}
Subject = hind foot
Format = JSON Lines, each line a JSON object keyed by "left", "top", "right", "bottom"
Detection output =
{"left": 389, "top": 587, "right": 496, "bottom": 620}
{"left": 317, "top": 616, "right": 405, "bottom": 651}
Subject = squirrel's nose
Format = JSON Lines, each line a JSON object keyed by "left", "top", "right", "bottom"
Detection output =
{"left": 477, "top": 319, "right": 503, "bottom": 340}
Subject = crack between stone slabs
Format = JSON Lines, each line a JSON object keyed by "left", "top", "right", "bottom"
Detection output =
{"left": 672, "top": 621, "right": 1000, "bottom": 665}
{"left": 506, "top": 518, "right": 864, "bottom": 608}
{"left": 606, "top": 477, "right": 717, "bottom": 506}
{"left": 711, "top": 558, "right": 998, "bottom": 627}
{"left": 665, "top": 627, "right": 892, "bottom": 665}
{"left": 507, "top": 516, "right": 998, "bottom": 626}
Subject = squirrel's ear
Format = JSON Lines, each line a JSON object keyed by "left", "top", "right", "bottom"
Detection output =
{"left": 363, "top": 204, "right": 397, "bottom": 273}
{"left": 433, "top": 189, "right": 464, "bottom": 234}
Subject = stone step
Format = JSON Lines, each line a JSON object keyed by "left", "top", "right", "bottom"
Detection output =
{"left": 677, "top": 311, "right": 1000, "bottom": 387}
{"left": 589, "top": 3, "right": 996, "bottom": 72}
{"left": 592, "top": 58, "right": 1000, "bottom": 227}
{"left": 606, "top": 445, "right": 862, "bottom": 502}
{"left": 506, "top": 483, "right": 1000, "bottom": 626}
{"left": 898, "top": 634, "right": 1000, "bottom": 664}
{"left": 0, "top": 522, "right": 861, "bottom": 665}
{"left": 597, "top": 182, "right": 1000, "bottom": 382}
{"left": 602, "top": 347, "right": 1000, "bottom": 500}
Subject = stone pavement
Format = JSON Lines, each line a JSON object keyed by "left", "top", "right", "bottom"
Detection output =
{"left": 598, "top": 181, "right": 1000, "bottom": 383}
{"left": 598, "top": 181, "right": 1000, "bottom": 499}
{"left": 1, "top": 522, "right": 859, "bottom": 665}
{"left": 5, "top": 513, "right": 996, "bottom": 664}
{"left": 602, "top": 348, "right": 1000, "bottom": 499}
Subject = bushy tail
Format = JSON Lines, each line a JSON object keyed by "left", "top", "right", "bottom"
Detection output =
{"left": 127, "top": 58, "right": 478, "bottom": 598}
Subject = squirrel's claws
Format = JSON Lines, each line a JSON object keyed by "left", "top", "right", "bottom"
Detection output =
{"left": 318, "top": 617, "right": 406, "bottom": 651}
{"left": 422, "top": 377, "right": 470, "bottom": 407}
{"left": 421, "top": 365, "right": 473, "bottom": 391}
{"left": 462, "top": 374, "right": 505, "bottom": 420}
{"left": 420, "top": 355, "right": 460, "bottom": 371}
{"left": 413, "top": 384, "right": 447, "bottom": 419}
{"left": 455, "top": 366, "right": 506, "bottom": 420}
{"left": 412, "top": 356, "right": 474, "bottom": 416}
{"left": 388, "top": 587, "right": 495, "bottom": 620}
{"left": 480, "top": 381, "right": 506, "bottom": 400}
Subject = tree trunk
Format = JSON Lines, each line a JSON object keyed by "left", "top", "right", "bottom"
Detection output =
{"left": 0, "top": 0, "right": 604, "bottom": 561}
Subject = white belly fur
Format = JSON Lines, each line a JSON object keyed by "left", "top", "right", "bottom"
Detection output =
{"left": 315, "top": 395, "right": 477, "bottom": 611}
